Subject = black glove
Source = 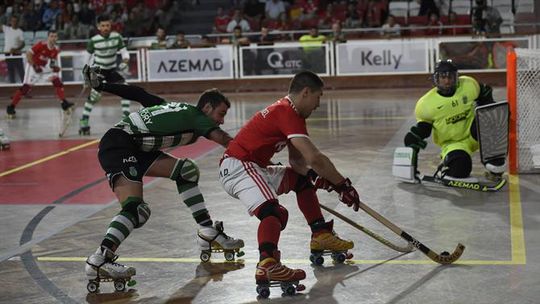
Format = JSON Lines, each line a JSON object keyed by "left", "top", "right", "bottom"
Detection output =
{"left": 404, "top": 125, "right": 428, "bottom": 151}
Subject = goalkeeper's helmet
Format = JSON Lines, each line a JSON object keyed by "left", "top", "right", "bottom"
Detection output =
{"left": 433, "top": 59, "right": 458, "bottom": 96}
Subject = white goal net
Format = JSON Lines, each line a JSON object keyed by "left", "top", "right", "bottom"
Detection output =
{"left": 515, "top": 48, "right": 540, "bottom": 173}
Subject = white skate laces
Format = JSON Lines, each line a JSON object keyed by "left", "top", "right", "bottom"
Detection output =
{"left": 85, "top": 246, "right": 135, "bottom": 279}
{"left": 197, "top": 221, "right": 244, "bottom": 250}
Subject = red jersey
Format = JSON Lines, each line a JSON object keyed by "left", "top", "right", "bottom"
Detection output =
{"left": 30, "top": 41, "right": 59, "bottom": 67}
{"left": 225, "top": 96, "right": 308, "bottom": 167}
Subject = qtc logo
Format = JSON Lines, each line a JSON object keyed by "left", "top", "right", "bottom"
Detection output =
{"left": 267, "top": 52, "right": 302, "bottom": 69}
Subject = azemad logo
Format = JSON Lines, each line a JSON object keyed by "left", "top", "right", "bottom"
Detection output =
{"left": 267, "top": 52, "right": 302, "bottom": 69}
{"left": 447, "top": 180, "right": 480, "bottom": 190}
{"left": 157, "top": 59, "right": 223, "bottom": 73}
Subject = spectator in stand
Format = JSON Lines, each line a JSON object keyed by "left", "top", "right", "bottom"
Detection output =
{"left": 1, "top": 15, "right": 25, "bottom": 84}
{"left": 288, "top": 0, "right": 304, "bottom": 24}
{"left": 226, "top": 9, "right": 251, "bottom": 33}
{"left": 344, "top": 2, "right": 363, "bottom": 28}
{"left": 79, "top": 2, "right": 97, "bottom": 26}
{"left": 222, "top": 25, "right": 250, "bottom": 46}
{"left": 244, "top": 0, "right": 265, "bottom": 26}
{"left": 62, "top": 2, "right": 75, "bottom": 25}
{"left": 300, "top": 0, "right": 319, "bottom": 28}
{"left": 155, "top": 0, "right": 177, "bottom": 30}
{"left": 255, "top": 25, "right": 275, "bottom": 45}
{"left": 365, "top": 0, "right": 386, "bottom": 27}
{"left": 110, "top": 10, "right": 124, "bottom": 34}
{"left": 198, "top": 35, "right": 216, "bottom": 48}
{"left": 328, "top": 21, "right": 346, "bottom": 43}
{"left": 20, "top": 3, "right": 42, "bottom": 31}
{"left": 426, "top": 12, "right": 443, "bottom": 35}
{"left": 42, "top": 0, "right": 61, "bottom": 30}
{"left": 169, "top": 31, "right": 191, "bottom": 49}
{"left": 150, "top": 26, "right": 168, "bottom": 49}
{"left": 473, "top": 0, "right": 502, "bottom": 37}
{"left": 213, "top": 6, "right": 231, "bottom": 33}
{"left": 65, "top": 15, "right": 90, "bottom": 39}
{"left": 318, "top": 3, "right": 343, "bottom": 29}
{"left": 417, "top": 0, "right": 439, "bottom": 16}
{"left": 0, "top": 6, "right": 8, "bottom": 27}
{"left": 265, "top": 0, "right": 286, "bottom": 21}
{"left": 381, "top": 14, "right": 401, "bottom": 38}
{"left": 299, "top": 26, "right": 326, "bottom": 72}
{"left": 124, "top": 10, "right": 144, "bottom": 37}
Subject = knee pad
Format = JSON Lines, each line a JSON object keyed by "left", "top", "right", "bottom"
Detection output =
{"left": 20, "top": 84, "right": 31, "bottom": 95}
{"left": 443, "top": 150, "right": 472, "bottom": 178}
{"left": 255, "top": 200, "right": 288, "bottom": 231}
{"left": 88, "top": 89, "right": 102, "bottom": 104}
{"left": 121, "top": 197, "right": 151, "bottom": 228}
{"left": 171, "top": 158, "right": 200, "bottom": 184}
{"left": 52, "top": 77, "right": 63, "bottom": 87}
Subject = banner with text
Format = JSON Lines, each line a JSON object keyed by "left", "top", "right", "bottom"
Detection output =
{"left": 240, "top": 43, "right": 329, "bottom": 77}
{"left": 147, "top": 47, "right": 233, "bottom": 81}
{"left": 336, "top": 40, "right": 429, "bottom": 75}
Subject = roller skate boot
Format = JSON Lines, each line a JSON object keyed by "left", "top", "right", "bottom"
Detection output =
{"left": 255, "top": 256, "right": 306, "bottom": 298}
{"left": 59, "top": 100, "right": 75, "bottom": 137}
{"left": 82, "top": 64, "right": 104, "bottom": 89}
{"left": 6, "top": 104, "right": 16, "bottom": 119}
{"left": 79, "top": 118, "right": 90, "bottom": 135}
{"left": 310, "top": 220, "right": 354, "bottom": 265}
{"left": 0, "top": 130, "right": 10, "bottom": 150}
{"left": 85, "top": 246, "right": 136, "bottom": 293}
{"left": 197, "top": 221, "right": 245, "bottom": 262}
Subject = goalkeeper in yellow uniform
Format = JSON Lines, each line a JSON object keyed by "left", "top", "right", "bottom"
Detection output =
{"left": 403, "top": 59, "right": 506, "bottom": 181}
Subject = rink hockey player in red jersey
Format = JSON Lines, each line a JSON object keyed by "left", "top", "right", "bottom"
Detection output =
{"left": 6, "top": 30, "right": 74, "bottom": 125}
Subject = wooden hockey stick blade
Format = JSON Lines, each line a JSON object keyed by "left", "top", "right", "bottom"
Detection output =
{"left": 358, "top": 201, "right": 465, "bottom": 265}
{"left": 421, "top": 175, "right": 507, "bottom": 192}
{"left": 319, "top": 203, "right": 414, "bottom": 253}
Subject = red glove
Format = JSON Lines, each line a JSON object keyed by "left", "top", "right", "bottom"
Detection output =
{"left": 306, "top": 169, "right": 333, "bottom": 191}
{"left": 334, "top": 178, "right": 360, "bottom": 211}
{"left": 52, "top": 66, "right": 60, "bottom": 73}
{"left": 33, "top": 65, "right": 43, "bottom": 73}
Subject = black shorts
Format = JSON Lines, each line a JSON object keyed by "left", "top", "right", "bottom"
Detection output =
{"left": 98, "top": 128, "right": 164, "bottom": 189}
{"left": 101, "top": 68, "right": 126, "bottom": 84}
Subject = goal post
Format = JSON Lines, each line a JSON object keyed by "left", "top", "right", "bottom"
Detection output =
{"left": 507, "top": 48, "right": 540, "bottom": 174}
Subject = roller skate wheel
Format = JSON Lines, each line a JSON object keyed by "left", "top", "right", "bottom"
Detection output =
{"left": 296, "top": 284, "right": 306, "bottom": 291}
{"left": 200, "top": 251, "right": 211, "bottom": 262}
{"left": 224, "top": 251, "right": 235, "bottom": 261}
{"left": 332, "top": 252, "right": 346, "bottom": 264}
{"left": 310, "top": 253, "right": 324, "bottom": 265}
{"left": 114, "top": 280, "right": 126, "bottom": 292}
{"left": 87, "top": 281, "right": 99, "bottom": 293}
{"left": 127, "top": 279, "right": 137, "bottom": 287}
{"left": 281, "top": 283, "right": 296, "bottom": 296}
{"left": 256, "top": 285, "right": 270, "bottom": 299}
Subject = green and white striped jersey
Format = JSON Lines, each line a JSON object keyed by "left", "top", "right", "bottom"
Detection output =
{"left": 87, "top": 32, "right": 126, "bottom": 70}
{"left": 114, "top": 102, "right": 219, "bottom": 152}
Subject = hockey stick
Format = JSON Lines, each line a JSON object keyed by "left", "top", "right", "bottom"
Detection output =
{"left": 357, "top": 200, "right": 465, "bottom": 265}
{"left": 59, "top": 83, "right": 88, "bottom": 138}
{"left": 420, "top": 175, "right": 507, "bottom": 192}
{"left": 319, "top": 203, "right": 414, "bottom": 253}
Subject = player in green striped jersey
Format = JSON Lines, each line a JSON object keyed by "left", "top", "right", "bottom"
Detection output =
{"left": 79, "top": 14, "right": 132, "bottom": 136}
{"left": 83, "top": 66, "right": 244, "bottom": 283}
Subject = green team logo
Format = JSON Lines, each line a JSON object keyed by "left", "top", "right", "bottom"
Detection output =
{"left": 129, "top": 166, "right": 138, "bottom": 177}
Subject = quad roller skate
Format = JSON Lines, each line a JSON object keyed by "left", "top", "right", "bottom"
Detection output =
{"left": 85, "top": 246, "right": 136, "bottom": 293}
{"left": 79, "top": 118, "right": 90, "bottom": 135}
{"left": 255, "top": 256, "right": 306, "bottom": 299}
{"left": 310, "top": 220, "right": 354, "bottom": 266}
{"left": 0, "top": 131, "right": 10, "bottom": 150}
{"left": 197, "top": 221, "right": 245, "bottom": 262}
{"left": 6, "top": 105, "right": 16, "bottom": 119}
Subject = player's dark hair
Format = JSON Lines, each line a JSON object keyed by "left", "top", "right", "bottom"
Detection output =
{"left": 48, "top": 29, "right": 57, "bottom": 35}
{"left": 197, "top": 88, "right": 230, "bottom": 110}
{"left": 97, "top": 14, "right": 111, "bottom": 23}
{"left": 288, "top": 70, "right": 324, "bottom": 94}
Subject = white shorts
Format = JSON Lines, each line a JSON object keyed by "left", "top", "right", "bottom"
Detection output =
{"left": 23, "top": 64, "right": 58, "bottom": 85}
{"left": 219, "top": 157, "right": 287, "bottom": 215}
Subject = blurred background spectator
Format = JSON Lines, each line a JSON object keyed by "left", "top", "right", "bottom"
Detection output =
{"left": 169, "top": 31, "right": 191, "bottom": 49}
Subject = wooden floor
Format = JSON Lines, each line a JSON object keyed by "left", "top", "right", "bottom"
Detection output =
{"left": 0, "top": 87, "right": 539, "bottom": 304}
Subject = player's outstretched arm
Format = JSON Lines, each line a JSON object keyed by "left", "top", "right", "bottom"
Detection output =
{"left": 99, "top": 83, "right": 166, "bottom": 107}
{"left": 208, "top": 128, "right": 233, "bottom": 148}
